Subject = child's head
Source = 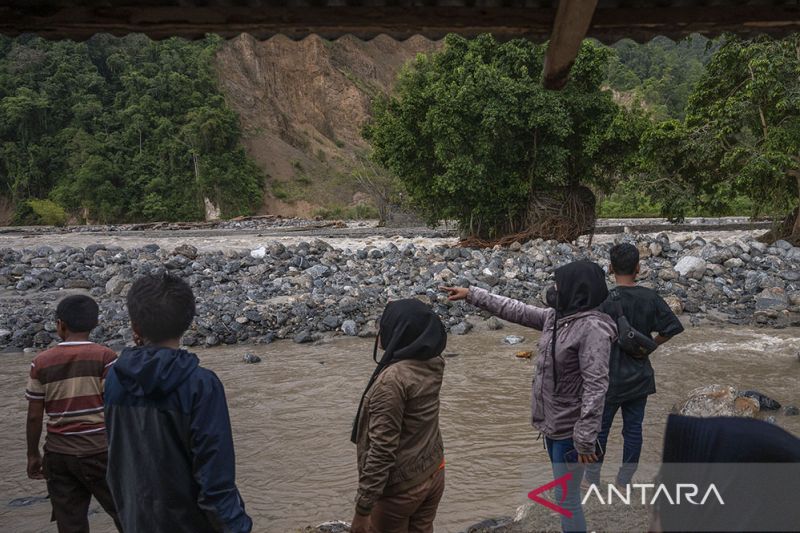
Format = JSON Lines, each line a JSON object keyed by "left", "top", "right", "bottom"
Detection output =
{"left": 609, "top": 243, "right": 640, "bottom": 277}
{"left": 127, "top": 273, "right": 196, "bottom": 345}
{"left": 55, "top": 295, "right": 100, "bottom": 339}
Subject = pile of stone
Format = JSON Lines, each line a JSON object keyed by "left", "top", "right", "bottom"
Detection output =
{"left": 1, "top": 232, "right": 799, "bottom": 349}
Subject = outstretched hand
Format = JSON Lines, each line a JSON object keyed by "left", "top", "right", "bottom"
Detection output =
{"left": 440, "top": 286, "right": 469, "bottom": 301}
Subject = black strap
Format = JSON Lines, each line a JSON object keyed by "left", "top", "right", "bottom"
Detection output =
{"left": 609, "top": 288, "right": 625, "bottom": 319}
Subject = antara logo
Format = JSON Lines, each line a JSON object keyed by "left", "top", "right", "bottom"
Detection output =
{"left": 527, "top": 473, "right": 725, "bottom": 517}
{"left": 582, "top": 482, "right": 725, "bottom": 506}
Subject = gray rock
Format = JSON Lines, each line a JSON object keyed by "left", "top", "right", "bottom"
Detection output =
{"left": 723, "top": 257, "right": 744, "bottom": 269}
{"left": 64, "top": 279, "right": 92, "bottom": 289}
{"left": 341, "top": 320, "right": 358, "bottom": 336}
{"left": 269, "top": 242, "right": 286, "bottom": 257}
{"left": 242, "top": 353, "right": 262, "bottom": 364}
{"left": 774, "top": 240, "right": 793, "bottom": 251}
{"left": 649, "top": 242, "right": 663, "bottom": 257}
{"left": 174, "top": 244, "right": 198, "bottom": 259}
{"left": 105, "top": 275, "right": 127, "bottom": 295}
{"left": 673, "top": 385, "right": 759, "bottom": 418}
{"left": 293, "top": 330, "right": 314, "bottom": 344}
{"left": 674, "top": 256, "right": 707, "bottom": 280}
{"left": 322, "top": 315, "right": 341, "bottom": 330}
{"left": 737, "top": 390, "right": 781, "bottom": 411}
{"left": 306, "top": 265, "right": 331, "bottom": 279}
{"left": 485, "top": 317, "right": 503, "bottom": 330}
{"left": 755, "top": 287, "right": 789, "bottom": 310}
{"left": 658, "top": 268, "right": 679, "bottom": 281}
{"left": 503, "top": 335, "right": 525, "bottom": 345}
{"left": 782, "top": 405, "right": 799, "bottom": 416}
{"left": 786, "top": 247, "right": 800, "bottom": 261}
{"left": 451, "top": 321, "right": 473, "bottom": 335}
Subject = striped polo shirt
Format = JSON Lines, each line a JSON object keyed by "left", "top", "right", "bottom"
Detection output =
{"left": 25, "top": 342, "right": 117, "bottom": 456}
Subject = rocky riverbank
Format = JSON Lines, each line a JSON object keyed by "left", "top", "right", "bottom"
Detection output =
{"left": 1, "top": 232, "right": 799, "bottom": 349}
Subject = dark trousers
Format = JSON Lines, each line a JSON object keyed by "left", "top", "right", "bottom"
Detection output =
{"left": 43, "top": 451, "right": 122, "bottom": 533}
{"left": 369, "top": 468, "right": 445, "bottom": 533}
{"left": 584, "top": 396, "right": 647, "bottom": 485}
{"left": 545, "top": 437, "right": 586, "bottom": 533}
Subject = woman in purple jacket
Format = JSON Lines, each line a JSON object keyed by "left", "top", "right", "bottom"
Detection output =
{"left": 443, "top": 260, "right": 616, "bottom": 532}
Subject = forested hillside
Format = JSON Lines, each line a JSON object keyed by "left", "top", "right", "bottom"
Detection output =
{"left": 2, "top": 32, "right": 787, "bottom": 227}
{"left": 0, "top": 34, "right": 263, "bottom": 225}
{"left": 606, "top": 35, "right": 717, "bottom": 120}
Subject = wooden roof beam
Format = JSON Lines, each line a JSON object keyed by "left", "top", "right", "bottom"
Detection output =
{"left": 542, "top": 0, "right": 598, "bottom": 90}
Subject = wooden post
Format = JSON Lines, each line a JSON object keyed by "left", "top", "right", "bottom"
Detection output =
{"left": 542, "top": 0, "right": 599, "bottom": 90}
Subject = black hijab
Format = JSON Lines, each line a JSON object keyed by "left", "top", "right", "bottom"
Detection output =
{"left": 551, "top": 260, "right": 609, "bottom": 317}
{"left": 657, "top": 414, "right": 800, "bottom": 531}
{"left": 546, "top": 260, "right": 609, "bottom": 383}
{"left": 350, "top": 299, "right": 447, "bottom": 443}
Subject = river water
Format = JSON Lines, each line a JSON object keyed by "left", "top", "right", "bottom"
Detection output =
{"left": 1, "top": 323, "right": 798, "bottom": 533}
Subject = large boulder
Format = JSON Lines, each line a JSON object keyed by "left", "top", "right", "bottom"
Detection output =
{"left": 755, "top": 287, "right": 789, "bottom": 310}
{"left": 674, "top": 256, "right": 707, "bottom": 280}
{"left": 673, "top": 385, "right": 760, "bottom": 418}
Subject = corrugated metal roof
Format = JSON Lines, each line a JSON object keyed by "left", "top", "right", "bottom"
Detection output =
{"left": 0, "top": 1, "right": 798, "bottom": 42}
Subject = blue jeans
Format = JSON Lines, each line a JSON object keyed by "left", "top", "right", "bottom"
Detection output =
{"left": 545, "top": 437, "right": 587, "bottom": 533}
{"left": 584, "top": 396, "right": 647, "bottom": 485}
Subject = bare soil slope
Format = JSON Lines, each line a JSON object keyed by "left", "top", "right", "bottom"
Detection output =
{"left": 214, "top": 34, "right": 440, "bottom": 217}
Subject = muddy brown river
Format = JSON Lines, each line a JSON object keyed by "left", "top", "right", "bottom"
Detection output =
{"left": 1, "top": 323, "right": 798, "bottom": 532}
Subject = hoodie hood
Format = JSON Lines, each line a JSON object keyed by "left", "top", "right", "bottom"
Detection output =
{"left": 378, "top": 299, "right": 447, "bottom": 364}
{"left": 553, "top": 260, "right": 609, "bottom": 317}
{"left": 113, "top": 346, "right": 199, "bottom": 397}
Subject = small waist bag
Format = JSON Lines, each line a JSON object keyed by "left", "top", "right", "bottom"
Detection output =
{"left": 609, "top": 289, "right": 658, "bottom": 359}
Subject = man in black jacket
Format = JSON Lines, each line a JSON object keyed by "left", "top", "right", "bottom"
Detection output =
{"left": 584, "top": 243, "right": 684, "bottom": 488}
{"left": 104, "top": 273, "right": 252, "bottom": 533}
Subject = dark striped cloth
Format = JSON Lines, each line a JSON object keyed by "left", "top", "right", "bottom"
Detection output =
{"left": 26, "top": 342, "right": 117, "bottom": 456}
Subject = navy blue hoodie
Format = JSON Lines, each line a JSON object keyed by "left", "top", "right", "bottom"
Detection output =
{"left": 104, "top": 346, "right": 252, "bottom": 533}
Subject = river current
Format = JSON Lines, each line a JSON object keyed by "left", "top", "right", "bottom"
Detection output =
{"left": 1, "top": 323, "right": 798, "bottom": 532}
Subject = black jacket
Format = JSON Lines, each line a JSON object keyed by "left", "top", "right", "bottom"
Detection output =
{"left": 104, "top": 346, "right": 252, "bottom": 533}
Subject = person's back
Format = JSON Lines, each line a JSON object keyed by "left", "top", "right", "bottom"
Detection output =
{"left": 601, "top": 284, "right": 683, "bottom": 401}
{"left": 351, "top": 299, "right": 447, "bottom": 533}
{"left": 585, "top": 243, "right": 684, "bottom": 489}
{"left": 104, "top": 273, "right": 251, "bottom": 533}
{"left": 25, "top": 295, "right": 121, "bottom": 532}
{"left": 355, "top": 357, "right": 445, "bottom": 495}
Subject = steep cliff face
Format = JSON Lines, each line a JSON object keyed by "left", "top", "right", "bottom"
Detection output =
{"left": 214, "top": 34, "right": 440, "bottom": 216}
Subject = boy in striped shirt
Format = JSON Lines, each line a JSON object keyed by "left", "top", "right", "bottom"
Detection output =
{"left": 25, "top": 294, "right": 121, "bottom": 532}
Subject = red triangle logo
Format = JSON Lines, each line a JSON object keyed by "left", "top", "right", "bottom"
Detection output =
{"left": 527, "top": 472, "right": 573, "bottom": 518}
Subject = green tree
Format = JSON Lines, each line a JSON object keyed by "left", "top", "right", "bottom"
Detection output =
{"left": 0, "top": 34, "right": 263, "bottom": 224}
{"left": 637, "top": 35, "right": 800, "bottom": 240}
{"left": 365, "top": 34, "right": 637, "bottom": 239}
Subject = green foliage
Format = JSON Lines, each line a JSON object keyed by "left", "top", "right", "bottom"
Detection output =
{"left": 0, "top": 34, "right": 263, "bottom": 224}
{"left": 606, "top": 36, "right": 717, "bottom": 120}
{"left": 26, "top": 198, "right": 67, "bottom": 226}
{"left": 634, "top": 35, "right": 800, "bottom": 234}
{"left": 365, "top": 34, "right": 637, "bottom": 238}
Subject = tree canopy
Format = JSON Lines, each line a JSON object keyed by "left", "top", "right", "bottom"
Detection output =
{"left": 634, "top": 35, "right": 800, "bottom": 240}
{"left": 365, "top": 34, "right": 638, "bottom": 239}
{"left": 0, "top": 34, "right": 263, "bottom": 224}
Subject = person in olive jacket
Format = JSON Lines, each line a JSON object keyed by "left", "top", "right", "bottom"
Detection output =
{"left": 351, "top": 299, "right": 447, "bottom": 533}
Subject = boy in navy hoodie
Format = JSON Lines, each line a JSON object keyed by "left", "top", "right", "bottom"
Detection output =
{"left": 104, "top": 273, "right": 252, "bottom": 533}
